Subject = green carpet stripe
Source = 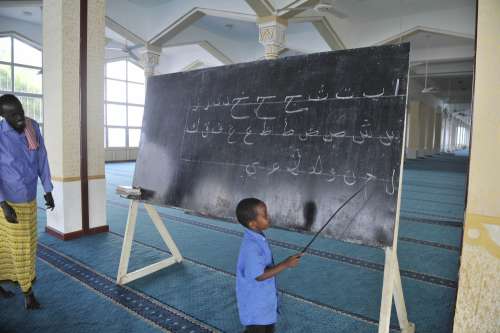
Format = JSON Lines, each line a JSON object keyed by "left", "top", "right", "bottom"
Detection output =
{"left": 400, "top": 216, "right": 462, "bottom": 228}
{"left": 401, "top": 210, "right": 463, "bottom": 221}
{"left": 398, "top": 237, "right": 460, "bottom": 252}
{"left": 401, "top": 197, "right": 464, "bottom": 207}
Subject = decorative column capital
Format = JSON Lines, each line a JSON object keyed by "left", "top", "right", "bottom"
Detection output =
{"left": 140, "top": 45, "right": 161, "bottom": 77}
{"left": 257, "top": 16, "right": 288, "bottom": 60}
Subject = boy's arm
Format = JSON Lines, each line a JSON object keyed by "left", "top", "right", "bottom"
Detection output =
{"left": 256, "top": 253, "right": 302, "bottom": 281}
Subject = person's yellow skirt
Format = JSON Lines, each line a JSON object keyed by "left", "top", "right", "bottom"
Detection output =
{"left": 0, "top": 200, "right": 37, "bottom": 293}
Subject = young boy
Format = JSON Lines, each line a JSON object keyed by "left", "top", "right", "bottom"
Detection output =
{"left": 235, "top": 198, "right": 303, "bottom": 333}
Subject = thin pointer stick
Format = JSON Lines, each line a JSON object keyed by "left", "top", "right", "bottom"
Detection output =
{"left": 300, "top": 179, "right": 374, "bottom": 254}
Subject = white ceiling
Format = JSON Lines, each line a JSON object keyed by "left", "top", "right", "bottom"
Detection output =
{"left": 0, "top": 5, "right": 42, "bottom": 24}
{"left": 192, "top": 15, "right": 258, "bottom": 40}
{"left": 325, "top": 0, "right": 472, "bottom": 21}
{"left": 403, "top": 31, "right": 473, "bottom": 49}
{"left": 127, "top": 0, "right": 175, "bottom": 8}
{"left": 0, "top": 1, "right": 475, "bottom": 50}
{"left": 0, "top": 0, "right": 476, "bottom": 107}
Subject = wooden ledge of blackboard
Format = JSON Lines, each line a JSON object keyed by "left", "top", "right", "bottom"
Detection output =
{"left": 116, "top": 185, "right": 142, "bottom": 200}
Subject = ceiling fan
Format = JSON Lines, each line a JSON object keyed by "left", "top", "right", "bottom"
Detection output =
{"left": 421, "top": 60, "right": 439, "bottom": 94}
{"left": 105, "top": 37, "right": 140, "bottom": 61}
{"left": 279, "top": 0, "right": 349, "bottom": 19}
{"left": 421, "top": 35, "right": 439, "bottom": 94}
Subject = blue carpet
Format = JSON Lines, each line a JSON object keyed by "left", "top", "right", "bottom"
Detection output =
{"left": 0, "top": 258, "right": 165, "bottom": 333}
{"left": 0, "top": 153, "right": 467, "bottom": 332}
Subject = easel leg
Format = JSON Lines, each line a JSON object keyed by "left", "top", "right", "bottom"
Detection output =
{"left": 378, "top": 247, "right": 415, "bottom": 333}
{"left": 144, "top": 204, "right": 183, "bottom": 262}
{"left": 117, "top": 200, "right": 139, "bottom": 284}
{"left": 379, "top": 247, "right": 396, "bottom": 333}
{"left": 115, "top": 201, "right": 183, "bottom": 285}
{"left": 393, "top": 257, "right": 415, "bottom": 333}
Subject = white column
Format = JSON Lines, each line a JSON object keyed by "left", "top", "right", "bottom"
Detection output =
{"left": 418, "top": 105, "right": 434, "bottom": 156}
{"left": 465, "top": 127, "right": 468, "bottom": 147}
{"left": 452, "top": 118, "right": 458, "bottom": 151}
{"left": 441, "top": 110, "right": 448, "bottom": 152}
{"left": 140, "top": 45, "right": 161, "bottom": 78}
{"left": 462, "top": 124, "right": 465, "bottom": 146}
{"left": 449, "top": 117, "right": 454, "bottom": 151}
{"left": 43, "top": 0, "right": 107, "bottom": 238}
{"left": 462, "top": 122, "right": 466, "bottom": 147}
{"left": 257, "top": 17, "right": 287, "bottom": 60}
{"left": 406, "top": 101, "right": 420, "bottom": 159}
{"left": 417, "top": 105, "right": 428, "bottom": 157}
{"left": 433, "top": 110, "right": 442, "bottom": 153}
{"left": 44, "top": 0, "right": 82, "bottom": 236}
{"left": 426, "top": 108, "right": 436, "bottom": 155}
{"left": 87, "top": 0, "right": 107, "bottom": 231}
{"left": 459, "top": 122, "right": 463, "bottom": 147}
{"left": 441, "top": 113, "right": 448, "bottom": 152}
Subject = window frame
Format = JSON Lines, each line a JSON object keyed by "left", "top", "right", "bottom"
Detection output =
{"left": 104, "top": 57, "right": 145, "bottom": 148}
{"left": 0, "top": 33, "right": 43, "bottom": 131}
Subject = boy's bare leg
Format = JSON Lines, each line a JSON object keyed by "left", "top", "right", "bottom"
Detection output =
{"left": 0, "top": 286, "right": 15, "bottom": 298}
{"left": 24, "top": 289, "right": 41, "bottom": 310}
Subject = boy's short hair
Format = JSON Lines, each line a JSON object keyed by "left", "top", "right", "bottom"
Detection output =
{"left": 236, "top": 198, "right": 264, "bottom": 228}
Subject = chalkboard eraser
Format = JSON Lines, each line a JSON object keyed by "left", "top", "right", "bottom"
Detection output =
{"left": 116, "top": 185, "right": 142, "bottom": 199}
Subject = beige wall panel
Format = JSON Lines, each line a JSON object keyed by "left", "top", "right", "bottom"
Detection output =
{"left": 87, "top": 0, "right": 106, "bottom": 177}
{"left": 454, "top": 0, "right": 500, "bottom": 331}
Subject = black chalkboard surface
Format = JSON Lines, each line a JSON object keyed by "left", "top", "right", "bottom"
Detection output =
{"left": 134, "top": 44, "right": 409, "bottom": 248}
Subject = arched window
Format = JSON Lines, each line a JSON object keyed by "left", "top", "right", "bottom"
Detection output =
{"left": 104, "top": 59, "right": 145, "bottom": 148}
{"left": 0, "top": 35, "right": 43, "bottom": 131}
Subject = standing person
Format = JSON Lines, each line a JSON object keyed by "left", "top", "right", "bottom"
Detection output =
{"left": 0, "top": 94, "right": 55, "bottom": 309}
{"left": 235, "top": 198, "right": 303, "bottom": 333}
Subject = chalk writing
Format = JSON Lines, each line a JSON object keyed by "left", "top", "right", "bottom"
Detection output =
{"left": 227, "top": 126, "right": 236, "bottom": 144}
{"left": 245, "top": 162, "right": 259, "bottom": 176}
{"left": 243, "top": 127, "right": 254, "bottom": 145}
{"left": 363, "top": 88, "right": 385, "bottom": 98}
{"left": 230, "top": 97, "right": 250, "bottom": 119}
{"left": 254, "top": 96, "right": 277, "bottom": 120}
{"left": 268, "top": 162, "right": 280, "bottom": 175}
{"left": 284, "top": 95, "right": 309, "bottom": 113}
{"left": 386, "top": 169, "right": 396, "bottom": 195}
{"left": 180, "top": 82, "right": 403, "bottom": 196}
{"left": 309, "top": 156, "right": 323, "bottom": 175}
{"left": 287, "top": 149, "right": 302, "bottom": 176}
{"left": 260, "top": 120, "right": 272, "bottom": 136}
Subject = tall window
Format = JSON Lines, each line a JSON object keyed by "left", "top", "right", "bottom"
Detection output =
{"left": 0, "top": 35, "right": 43, "bottom": 130}
{"left": 104, "top": 59, "right": 145, "bottom": 148}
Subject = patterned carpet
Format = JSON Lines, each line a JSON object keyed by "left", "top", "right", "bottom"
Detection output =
{"left": 0, "top": 153, "right": 467, "bottom": 333}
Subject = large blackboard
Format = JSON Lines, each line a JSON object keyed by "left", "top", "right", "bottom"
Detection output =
{"left": 134, "top": 44, "right": 409, "bottom": 248}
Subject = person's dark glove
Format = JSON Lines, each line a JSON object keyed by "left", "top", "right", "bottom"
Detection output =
{"left": 0, "top": 201, "right": 18, "bottom": 224}
{"left": 44, "top": 193, "right": 55, "bottom": 211}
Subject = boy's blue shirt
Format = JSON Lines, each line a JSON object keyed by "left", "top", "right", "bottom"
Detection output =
{"left": 236, "top": 228, "right": 278, "bottom": 326}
